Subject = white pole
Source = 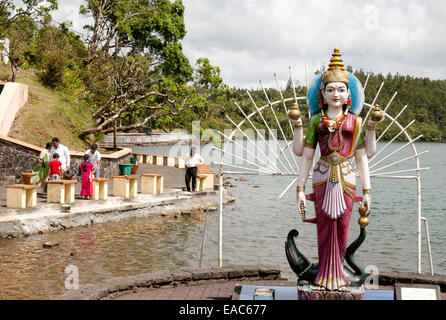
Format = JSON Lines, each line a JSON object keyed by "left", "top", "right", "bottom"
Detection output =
{"left": 218, "top": 170, "right": 223, "bottom": 267}
{"left": 199, "top": 209, "right": 210, "bottom": 268}
{"left": 421, "top": 217, "right": 434, "bottom": 275}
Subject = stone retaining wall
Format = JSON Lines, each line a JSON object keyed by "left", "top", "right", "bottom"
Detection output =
{"left": 0, "top": 135, "right": 131, "bottom": 185}
{"left": 103, "top": 132, "right": 193, "bottom": 146}
{"left": 58, "top": 264, "right": 282, "bottom": 300}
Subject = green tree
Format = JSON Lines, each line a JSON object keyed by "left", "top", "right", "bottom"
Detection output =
{"left": 0, "top": 0, "right": 58, "bottom": 81}
{"left": 80, "top": 0, "right": 192, "bottom": 82}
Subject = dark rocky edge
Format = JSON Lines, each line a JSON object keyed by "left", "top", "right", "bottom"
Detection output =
{"left": 57, "top": 264, "right": 282, "bottom": 300}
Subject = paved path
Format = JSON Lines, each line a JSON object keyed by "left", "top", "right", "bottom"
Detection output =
{"left": 0, "top": 164, "right": 192, "bottom": 212}
{"left": 109, "top": 279, "right": 297, "bottom": 300}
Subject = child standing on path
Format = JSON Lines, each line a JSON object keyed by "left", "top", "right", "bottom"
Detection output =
{"left": 80, "top": 154, "right": 94, "bottom": 200}
{"left": 48, "top": 153, "right": 62, "bottom": 180}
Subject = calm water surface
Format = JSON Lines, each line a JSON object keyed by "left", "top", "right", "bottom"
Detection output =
{"left": 0, "top": 142, "right": 444, "bottom": 299}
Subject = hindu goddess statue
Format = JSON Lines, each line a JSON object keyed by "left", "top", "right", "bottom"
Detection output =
{"left": 288, "top": 48, "right": 383, "bottom": 293}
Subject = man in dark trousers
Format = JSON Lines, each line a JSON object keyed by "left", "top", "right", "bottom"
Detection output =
{"left": 185, "top": 147, "right": 204, "bottom": 192}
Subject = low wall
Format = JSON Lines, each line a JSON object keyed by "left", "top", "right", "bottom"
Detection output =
{"left": 103, "top": 132, "right": 193, "bottom": 146}
{"left": 0, "top": 82, "right": 28, "bottom": 136}
{"left": 0, "top": 135, "right": 131, "bottom": 185}
{"left": 58, "top": 264, "right": 282, "bottom": 300}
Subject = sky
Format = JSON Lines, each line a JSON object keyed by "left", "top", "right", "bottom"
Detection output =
{"left": 51, "top": 0, "right": 446, "bottom": 89}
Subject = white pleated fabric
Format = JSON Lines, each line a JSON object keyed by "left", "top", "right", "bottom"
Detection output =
{"left": 321, "top": 165, "right": 347, "bottom": 219}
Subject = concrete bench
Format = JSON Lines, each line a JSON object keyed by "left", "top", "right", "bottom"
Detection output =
{"left": 163, "top": 156, "right": 175, "bottom": 167}
{"left": 92, "top": 178, "right": 109, "bottom": 200}
{"left": 133, "top": 154, "right": 144, "bottom": 163}
{"left": 154, "top": 155, "right": 164, "bottom": 166}
{"left": 6, "top": 184, "right": 39, "bottom": 208}
{"left": 175, "top": 157, "right": 185, "bottom": 169}
{"left": 141, "top": 174, "right": 164, "bottom": 195}
{"left": 47, "top": 180, "right": 77, "bottom": 204}
{"left": 196, "top": 175, "right": 207, "bottom": 192}
{"left": 112, "top": 175, "right": 138, "bottom": 198}
{"left": 197, "top": 164, "right": 215, "bottom": 191}
{"left": 145, "top": 154, "right": 153, "bottom": 164}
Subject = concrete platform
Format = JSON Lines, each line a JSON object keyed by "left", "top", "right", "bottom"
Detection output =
{"left": 0, "top": 164, "right": 229, "bottom": 238}
{"left": 57, "top": 265, "right": 446, "bottom": 300}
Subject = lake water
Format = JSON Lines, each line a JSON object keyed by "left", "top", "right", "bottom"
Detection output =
{"left": 0, "top": 141, "right": 444, "bottom": 299}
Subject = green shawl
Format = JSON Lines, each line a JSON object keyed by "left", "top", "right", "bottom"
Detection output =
{"left": 30, "top": 150, "right": 50, "bottom": 185}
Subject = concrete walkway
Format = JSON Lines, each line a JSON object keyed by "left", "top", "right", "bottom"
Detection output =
{"left": 0, "top": 164, "right": 228, "bottom": 238}
{"left": 58, "top": 264, "right": 446, "bottom": 300}
{"left": 0, "top": 163, "right": 191, "bottom": 208}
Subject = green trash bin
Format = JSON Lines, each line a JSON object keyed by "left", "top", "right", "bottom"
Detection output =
{"left": 119, "top": 164, "right": 133, "bottom": 176}
{"left": 130, "top": 157, "right": 138, "bottom": 164}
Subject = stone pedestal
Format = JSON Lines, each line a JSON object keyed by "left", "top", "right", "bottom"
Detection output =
{"left": 155, "top": 155, "right": 164, "bottom": 166}
{"left": 175, "top": 157, "right": 185, "bottom": 169}
{"left": 145, "top": 155, "right": 153, "bottom": 164}
{"left": 297, "top": 284, "right": 365, "bottom": 300}
{"left": 6, "top": 184, "right": 38, "bottom": 208}
{"left": 141, "top": 174, "right": 164, "bottom": 195}
{"left": 197, "top": 164, "right": 215, "bottom": 190}
{"left": 134, "top": 154, "right": 144, "bottom": 163}
{"left": 47, "top": 180, "right": 76, "bottom": 204}
{"left": 112, "top": 176, "right": 138, "bottom": 198}
{"left": 92, "top": 178, "right": 109, "bottom": 200}
{"left": 196, "top": 175, "right": 207, "bottom": 192}
{"left": 163, "top": 156, "right": 175, "bottom": 167}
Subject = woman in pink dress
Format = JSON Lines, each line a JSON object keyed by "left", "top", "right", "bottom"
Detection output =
{"left": 291, "top": 48, "right": 382, "bottom": 291}
{"left": 80, "top": 154, "right": 94, "bottom": 200}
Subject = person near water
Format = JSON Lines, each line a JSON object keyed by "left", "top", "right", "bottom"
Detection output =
{"left": 184, "top": 147, "right": 204, "bottom": 192}
{"left": 48, "top": 153, "right": 62, "bottom": 181}
{"left": 80, "top": 154, "right": 94, "bottom": 200}
{"left": 31, "top": 142, "right": 52, "bottom": 191}
{"left": 85, "top": 143, "right": 101, "bottom": 178}
{"left": 50, "top": 137, "right": 70, "bottom": 176}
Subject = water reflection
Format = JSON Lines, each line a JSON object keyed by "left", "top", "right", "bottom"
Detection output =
{"left": 0, "top": 142, "right": 444, "bottom": 299}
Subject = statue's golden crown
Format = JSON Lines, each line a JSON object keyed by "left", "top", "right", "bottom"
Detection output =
{"left": 321, "top": 48, "right": 349, "bottom": 88}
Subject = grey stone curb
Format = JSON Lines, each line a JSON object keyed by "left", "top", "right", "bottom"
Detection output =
{"left": 57, "top": 264, "right": 282, "bottom": 300}
{"left": 379, "top": 272, "right": 446, "bottom": 292}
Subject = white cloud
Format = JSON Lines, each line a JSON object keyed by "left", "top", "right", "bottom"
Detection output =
{"left": 52, "top": 0, "right": 446, "bottom": 88}
{"left": 182, "top": 0, "right": 446, "bottom": 88}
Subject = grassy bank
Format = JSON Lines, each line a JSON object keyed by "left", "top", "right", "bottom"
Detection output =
{"left": 1, "top": 64, "right": 94, "bottom": 151}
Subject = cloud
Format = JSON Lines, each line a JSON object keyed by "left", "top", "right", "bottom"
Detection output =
{"left": 182, "top": 0, "right": 446, "bottom": 88}
{"left": 52, "top": 0, "right": 446, "bottom": 88}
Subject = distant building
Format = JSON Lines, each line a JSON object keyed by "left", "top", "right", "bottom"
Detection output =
{"left": 0, "top": 39, "right": 9, "bottom": 64}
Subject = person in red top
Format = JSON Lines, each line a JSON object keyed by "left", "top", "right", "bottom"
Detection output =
{"left": 49, "top": 153, "right": 62, "bottom": 180}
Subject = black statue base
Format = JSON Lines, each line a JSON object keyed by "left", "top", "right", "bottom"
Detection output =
{"left": 297, "top": 283, "right": 365, "bottom": 300}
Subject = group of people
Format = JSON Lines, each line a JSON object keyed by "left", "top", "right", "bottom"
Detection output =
{"left": 31, "top": 138, "right": 102, "bottom": 200}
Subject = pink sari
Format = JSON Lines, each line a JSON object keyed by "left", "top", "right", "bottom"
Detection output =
{"left": 80, "top": 161, "right": 94, "bottom": 196}
{"left": 304, "top": 113, "right": 363, "bottom": 290}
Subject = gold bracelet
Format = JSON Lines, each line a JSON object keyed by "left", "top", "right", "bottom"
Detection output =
{"left": 297, "top": 185, "right": 305, "bottom": 192}
{"left": 294, "top": 123, "right": 303, "bottom": 129}
{"left": 363, "top": 188, "right": 372, "bottom": 194}
{"left": 367, "top": 124, "right": 376, "bottom": 131}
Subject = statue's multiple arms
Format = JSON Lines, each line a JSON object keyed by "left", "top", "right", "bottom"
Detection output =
{"left": 355, "top": 148, "right": 372, "bottom": 211}
{"left": 292, "top": 118, "right": 305, "bottom": 156}
{"left": 297, "top": 147, "right": 315, "bottom": 214}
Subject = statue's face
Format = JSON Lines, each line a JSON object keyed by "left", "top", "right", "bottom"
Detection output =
{"left": 322, "top": 82, "right": 349, "bottom": 109}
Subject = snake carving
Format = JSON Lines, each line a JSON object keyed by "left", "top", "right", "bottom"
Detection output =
{"left": 285, "top": 226, "right": 367, "bottom": 288}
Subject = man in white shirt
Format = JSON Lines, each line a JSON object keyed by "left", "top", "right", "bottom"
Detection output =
{"left": 85, "top": 143, "right": 102, "bottom": 177}
{"left": 185, "top": 147, "right": 204, "bottom": 192}
{"left": 50, "top": 137, "right": 70, "bottom": 174}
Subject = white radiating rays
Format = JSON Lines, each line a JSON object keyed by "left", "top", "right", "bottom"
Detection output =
{"left": 213, "top": 68, "right": 433, "bottom": 275}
